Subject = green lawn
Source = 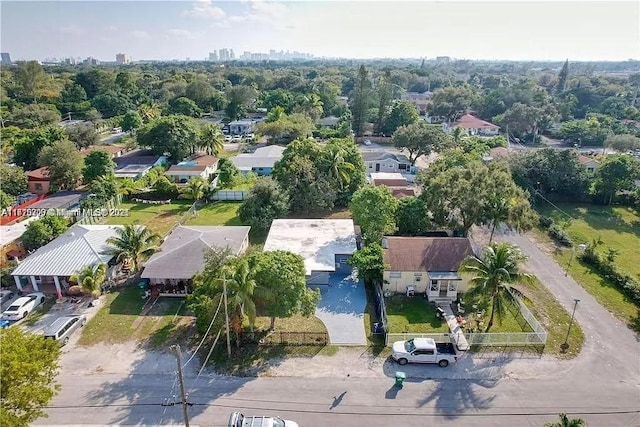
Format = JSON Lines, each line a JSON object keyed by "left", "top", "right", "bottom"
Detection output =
{"left": 78, "top": 287, "right": 193, "bottom": 346}
{"left": 385, "top": 295, "right": 449, "bottom": 333}
{"left": 185, "top": 202, "right": 243, "bottom": 226}
{"left": 462, "top": 293, "right": 533, "bottom": 334}
{"left": 104, "top": 200, "right": 193, "bottom": 236}
{"left": 536, "top": 202, "right": 640, "bottom": 330}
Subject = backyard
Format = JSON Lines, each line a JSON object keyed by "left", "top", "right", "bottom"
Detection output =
{"left": 104, "top": 200, "right": 193, "bottom": 236}
{"left": 536, "top": 202, "right": 640, "bottom": 330}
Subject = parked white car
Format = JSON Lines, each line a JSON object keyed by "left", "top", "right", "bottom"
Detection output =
{"left": 224, "top": 135, "right": 233, "bottom": 142}
{"left": 1, "top": 292, "right": 46, "bottom": 320}
{"left": 231, "top": 135, "right": 242, "bottom": 142}
{"left": 228, "top": 411, "right": 298, "bottom": 427}
{"left": 363, "top": 139, "right": 372, "bottom": 146}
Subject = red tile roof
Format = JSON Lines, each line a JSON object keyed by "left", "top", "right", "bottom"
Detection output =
{"left": 578, "top": 155, "right": 599, "bottom": 165}
{"left": 383, "top": 237, "right": 474, "bottom": 271}
{"left": 452, "top": 114, "right": 499, "bottom": 130}
{"left": 391, "top": 188, "right": 416, "bottom": 198}
{"left": 373, "top": 178, "right": 409, "bottom": 187}
{"left": 26, "top": 167, "right": 50, "bottom": 181}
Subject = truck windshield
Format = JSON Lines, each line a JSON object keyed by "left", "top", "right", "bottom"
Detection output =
{"left": 404, "top": 340, "right": 416, "bottom": 352}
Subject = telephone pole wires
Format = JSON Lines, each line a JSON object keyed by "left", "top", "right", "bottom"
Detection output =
{"left": 171, "top": 344, "right": 190, "bottom": 427}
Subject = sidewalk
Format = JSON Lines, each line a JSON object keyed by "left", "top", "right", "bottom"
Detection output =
{"left": 442, "top": 304, "right": 469, "bottom": 351}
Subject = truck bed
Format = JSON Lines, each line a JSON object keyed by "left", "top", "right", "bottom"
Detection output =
{"left": 436, "top": 342, "right": 456, "bottom": 355}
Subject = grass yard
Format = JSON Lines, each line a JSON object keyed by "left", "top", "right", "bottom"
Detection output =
{"left": 253, "top": 313, "right": 327, "bottom": 333}
{"left": 385, "top": 295, "right": 449, "bottom": 333}
{"left": 462, "top": 293, "right": 534, "bottom": 334}
{"left": 104, "top": 200, "right": 193, "bottom": 236}
{"left": 536, "top": 202, "right": 640, "bottom": 330}
{"left": 185, "top": 202, "right": 243, "bottom": 226}
{"left": 78, "top": 287, "right": 193, "bottom": 346}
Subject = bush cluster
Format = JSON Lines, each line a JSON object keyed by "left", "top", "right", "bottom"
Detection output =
{"left": 540, "top": 216, "right": 574, "bottom": 247}
{"left": 578, "top": 249, "right": 640, "bottom": 305}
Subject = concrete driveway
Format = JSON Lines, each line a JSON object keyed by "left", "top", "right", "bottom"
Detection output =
{"left": 313, "top": 274, "right": 367, "bottom": 346}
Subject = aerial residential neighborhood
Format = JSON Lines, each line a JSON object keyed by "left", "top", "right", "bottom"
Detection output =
{"left": 0, "top": 1, "right": 639, "bottom": 427}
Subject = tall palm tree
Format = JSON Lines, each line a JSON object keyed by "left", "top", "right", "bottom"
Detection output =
{"left": 104, "top": 225, "right": 160, "bottom": 273}
{"left": 221, "top": 259, "right": 257, "bottom": 344}
{"left": 323, "top": 146, "right": 355, "bottom": 190}
{"left": 545, "top": 413, "right": 587, "bottom": 427}
{"left": 459, "top": 243, "right": 533, "bottom": 332}
{"left": 486, "top": 196, "right": 509, "bottom": 243}
{"left": 199, "top": 124, "right": 224, "bottom": 156}
{"left": 71, "top": 263, "right": 107, "bottom": 298}
{"left": 139, "top": 104, "right": 161, "bottom": 123}
{"left": 180, "top": 177, "right": 207, "bottom": 202}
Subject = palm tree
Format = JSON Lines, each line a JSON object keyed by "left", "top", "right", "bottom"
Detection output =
{"left": 117, "top": 178, "right": 139, "bottom": 197}
{"left": 324, "top": 146, "right": 355, "bottom": 189}
{"left": 139, "top": 104, "right": 161, "bottom": 123}
{"left": 222, "top": 259, "right": 257, "bottom": 344}
{"left": 486, "top": 196, "right": 509, "bottom": 243}
{"left": 297, "top": 93, "right": 323, "bottom": 121}
{"left": 199, "top": 124, "right": 224, "bottom": 156}
{"left": 459, "top": 243, "right": 534, "bottom": 332}
{"left": 70, "top": 263, "right": 107, "bottom": 298}
{"left": 180, "top": 177, "right": 207, "bottom": 202}
{"left": 104, "top": 224, "right": 160, "bottom": 273}
{"left": 452, "top": 126, "right": 467, "bottom": 145}
{"left": 545, "top": 413, "right": 587, "bottom": 427}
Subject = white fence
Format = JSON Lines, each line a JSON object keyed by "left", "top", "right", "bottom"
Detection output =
{"left": 385, "top": 333, "right": 453, "bottom": 346}
{"left": 211, "top": 190, "right": 249, "bottom": 201}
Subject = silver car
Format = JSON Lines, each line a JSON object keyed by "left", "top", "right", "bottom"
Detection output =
{"left": 43, "top": 315, "right": 87, "bottom": 346}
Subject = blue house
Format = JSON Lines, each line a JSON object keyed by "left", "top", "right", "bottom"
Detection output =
{"left": 229, "top": 145, "right": 285, "bottom": 176}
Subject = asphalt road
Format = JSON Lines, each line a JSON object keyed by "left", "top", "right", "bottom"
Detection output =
{"left": 35, "top": 229, "right": 640, "bottom": 427}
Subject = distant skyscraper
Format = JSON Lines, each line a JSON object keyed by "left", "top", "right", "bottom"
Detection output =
{"left": 208, "top": 51, "right": 218, "bottom": 61}
{"left": 219, "top": 48, "right": 229, "bottom": 61}
{"left": 115, "top": 53, "right": 130, "bottom": 64}
{"left": 229, "top": 49, "right": 235, "bottom": 60}
{"left": 1, "top": 52, "right": 11, "bottom": 64}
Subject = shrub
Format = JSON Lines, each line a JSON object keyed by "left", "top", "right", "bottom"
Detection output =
{"left": 539, "top": 216, "right": 554, "bottom": 228}
{"left": 548, "top": 224, "right": 573, "bottom": 247}
{"left": 578, "top": 250, "right": 640, "bottom": 305}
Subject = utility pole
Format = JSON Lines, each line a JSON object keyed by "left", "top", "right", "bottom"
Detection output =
{"left": 171, "top": 345, "right": 190, "bottom": 427}
{"left": 561, "top": 299, "right": 580, "bottom": 352}
{"left": 222, "top": 274, "right": 231, "bottom": 357}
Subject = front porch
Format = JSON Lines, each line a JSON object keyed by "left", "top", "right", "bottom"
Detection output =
{"left": 143, "top": 278, "right": 194, "bottom": 297}
{"left": 384, "top": 271, "right": 462, "bottom": 303}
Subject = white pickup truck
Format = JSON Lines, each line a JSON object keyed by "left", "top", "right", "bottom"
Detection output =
{"left": 391, "top": 337, "right": 458, "bottom": 367}
{"left": 228, "top": 411, "right": 299, "bottom": 427}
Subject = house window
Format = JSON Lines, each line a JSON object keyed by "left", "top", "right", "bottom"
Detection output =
{"left": 389, "top": 272, "right": 401, "bottom": 278}
{"left": 448, "top": 282, "right": 457, "bottom": 292}
{"left": 368, "top": 164, "right": 373, "bottom": 168}
{"left": 34, "top": 183, "right": 43, "bottom": 190}
{"left": 414, "top": 272, "right": 422, "bottom": 277}
{"left": 399, "top": 164, "right": 407, "bottom": 170}
{"left": 430, "top": 281, "right": 438, "bottom": 292}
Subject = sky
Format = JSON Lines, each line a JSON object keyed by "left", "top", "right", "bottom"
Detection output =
{"left": 1, "top": 0, "right": 639, "bottom": 62}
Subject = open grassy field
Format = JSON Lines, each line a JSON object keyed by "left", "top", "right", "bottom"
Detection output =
{"left": 104, "top": 200, "right": 192, "bottom": 236}
{"left": 536, "top": 202, "right": 640, "bottom": 330}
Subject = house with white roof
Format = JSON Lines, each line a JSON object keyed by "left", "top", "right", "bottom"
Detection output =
{"left": 229, "top": 145, "right": 285, "bottom": 176}
{"left": 0, "top": 216, "right": 39, "bottom": 267}
{"left": 141, "top": 225, "right": 250, "bottom": 296}
{"left": 362, "top": 151, "right": 413, "bottom": 173}
{"left": 11, "top": 224, "right": 125, "bottom": 295}
{"left": 263, "top": 219, "right": 358, "bottom": 285}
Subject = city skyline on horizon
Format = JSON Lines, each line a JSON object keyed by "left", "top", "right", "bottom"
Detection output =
{"left": 1, "top": 1, "right": 639, "bottom": 63}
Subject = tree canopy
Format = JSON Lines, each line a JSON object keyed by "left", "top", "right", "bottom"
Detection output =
{"left": 82, "top": 150, "right": 115, "bottom": 183}
{"left": 238, "top": 177, "right": 289, "bottom": 232}
{"left": 137, "top": 115, "right": 200, "bottom": 161}
{"left": 392, "top": 121, "right": 454, "bottom": 164}
{"left": 350, "top": 185, "right": 399, "bottom": 244}
{"left": 37, "top": 140, "right": 83, "bottom": 190}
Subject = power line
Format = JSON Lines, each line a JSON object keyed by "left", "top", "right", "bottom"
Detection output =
{"left": 182, "top": 292, "right": 224, "bottom": 369}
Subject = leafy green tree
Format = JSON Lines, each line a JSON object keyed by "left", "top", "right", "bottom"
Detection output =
{"left": 556, "top": 117, "right": 609, "bottom": 146}
{"left": 293, "top": 93, "right": 323, "bottom": 121}
{"left": 350, "top": 186, "right": 398, "bottom": 243}
{"left": 325, "top": 138, "right": 367, "bottom": 207}
{"left": 392, "top": 121, "right": 454, "bottom": 164}
{"left": 224, "top": 86, "right": 257, "bottom": 121}
{"left": 0, "top": 164, "right": 28, "bottom": 196}
{"left": 185, "top": 79, "right": 215, "bottom": 109}
{"left": 396, "top": 196, "right": 430, "bottom": 236}
{"left": 348, "top": 242, "right": 386, "bottom": 283}
{"left": 248, "top": 250, "right": 320, "bottom": 330}
{"left": 0, "top": 327, "right": 61, "bottom": 427}
{"left": 9, "top": 104, "right": 61, "bottom": 128}
{"left": 37, "top": 140, "right": 83, "bottom": 190}
{"left": 495, "top": 102, "right": 557, "bottom": 141}
{"left": 169, "top": 96, "right": 202, "bottom": 117}
{"left": 545, "top": 413, "right": 587, "bottom": 427}
{"left": 556, "top": 59, "right": 569, "bottom": 94}
{"left": 120, "top": 111, "right": 143, "bottom": 133}
{"left": 239, "top": 177, "right": 289, "bottom": 232}
{"left": 459, "top": 243, "right": 533, "bottom": 332}
{"left": 0, "top": 190, "right": 16, "bottom": 210}
{"left": 256, "top": 112, "right": 315, "bottom": 143}
{"left": 82, "top": 150, "right": 115, "bottom": 183}
{"left": 260, "top": 90, "right": 294, "bottom": 113}
{"left": 591, "top": 154, "right": 640, "bottom": 204}
{"left": 217, "top": 158, "right": 240, "bottom": 188}
{"left": 383, "top": 101, "right": 419, "bottom": 135}
{"left": 509, "top": 148, "right": 590, "bottom": 198}
{"left": 137, "top": 115, "right": 200, "bottom": 161}
{"left": 104, "top": 224, "right": 160, "bottom": 272}
{"left": 90, "top": 91, "right": 133, "bottom": 118}
{"left": 65, "top": 123, "right": 99, "bottom": 149}
{"left": 59, "top": 82, "right": 89, "bottom": 114}
{"left": 198, "top": 123, "right": 224, "bottom": 156}
{"left": 13, "top": 126, "right": 67, "bottom": 170}
{"left": 13, "top": 60, "right": 46, "bottom": 102}
{"left": 138, "top": 104, "right": 161, "bottom": 123}
{"left": 606, "top": 134, "right": 640, "bottom": 152}
{"left": 22, "top": 216, "right": 69, "bottom": 250}
{"left": 70, "top": 263, "right": 106, "bottom": 297}
{"left": 427, "top": 85, "right": 478, "bottom": 122}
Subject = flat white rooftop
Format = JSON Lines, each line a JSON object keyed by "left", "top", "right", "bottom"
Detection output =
{"left": 0, "top": 216, "right": 39, "bottom": 247}
{"left": 370, "top": 172, "right": 405, "bottom": 181}
{"left": 264, "top": 219, "right": 357, "bottom": 275}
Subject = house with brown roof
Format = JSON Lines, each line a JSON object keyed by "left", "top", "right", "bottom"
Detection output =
{"left": 443, "top": 114, "right": 500, "bottom": 136}
{"left": 370, "top": 173, "right": 416, "bottom": 199}
{"left": 25, "top": 167, "right": 51, "bottom": 195}
{"left": 578, "top": 155, "right": 600, "bottom": 174}
{"left": 382, "top": 236, "right": 474, "bottom": 302}
{"left": 164, "top": 155, "right": 218, "bottom": 184}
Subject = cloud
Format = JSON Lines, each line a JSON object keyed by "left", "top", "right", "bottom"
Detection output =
{"left": 132, "top": 30, "right": 151, "bottom": 40}
{"left": 166, "top": 29, "right": 203, "bottom": 40}
{"left": 104, "top": 25, "right": 118, "bottom": 32}
{"left": 182, "top": 0, "right": 226, "bottom": 20}
{"left": 227, "top": 0, "right": 292, "bottom": 29}
{"left": 58, "top": 25, "right": 86, "bottom": 36}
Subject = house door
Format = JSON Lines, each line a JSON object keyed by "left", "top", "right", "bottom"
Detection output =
{"left": 439, "top": 282, "right": 448, "bottom": 297}
{"left": 375, "top": 163, "right": 380, "bottom": 172}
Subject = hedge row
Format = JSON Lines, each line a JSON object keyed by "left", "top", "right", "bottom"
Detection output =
{"left": 539, "top": 216, "right": 573, "bottom": 247}
{"left": 578, "top": 249, "right": 640, "bottom": 305}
